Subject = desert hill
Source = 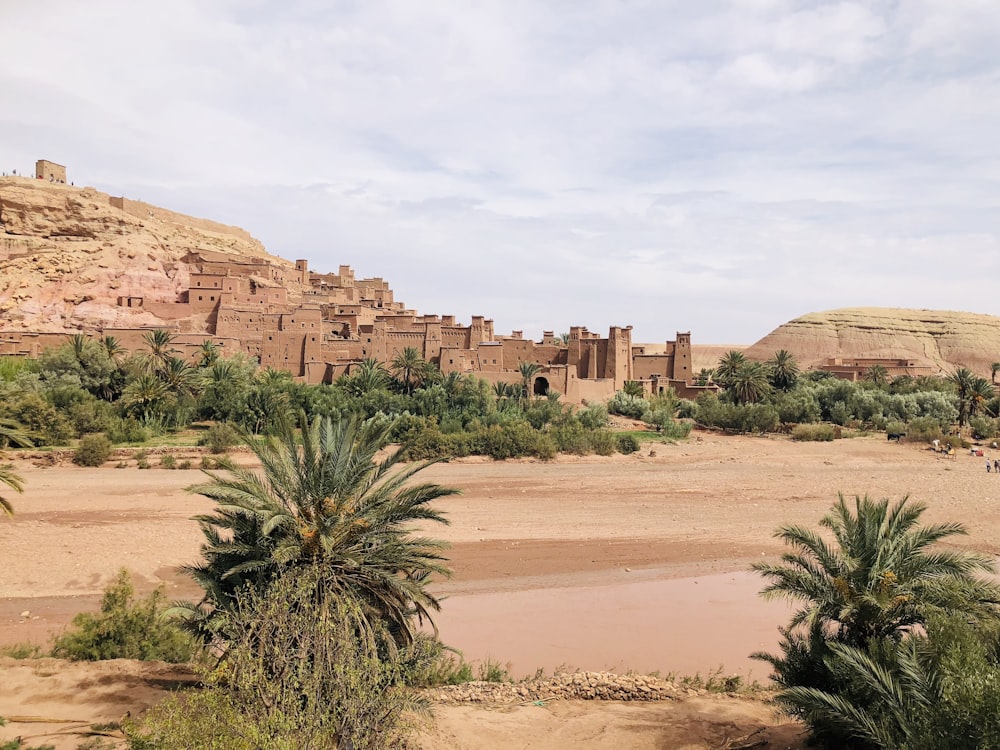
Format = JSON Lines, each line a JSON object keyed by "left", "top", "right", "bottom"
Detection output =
{"left": 0, "top": 176, "right": 285, "bottom": 332}
{"left": 744, "top": 307, "right": 1000, "bottom": 378}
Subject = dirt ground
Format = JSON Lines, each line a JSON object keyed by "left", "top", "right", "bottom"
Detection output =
{"left": 3, "top": 430, "right": 1000, "bottom": 748}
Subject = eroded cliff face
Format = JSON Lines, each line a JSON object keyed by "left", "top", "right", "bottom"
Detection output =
{"left": 0, "top": 177, "right": 283, "bottom": 332}
{"left": 744, "top": 307, "right": 1000, "bottom": 377}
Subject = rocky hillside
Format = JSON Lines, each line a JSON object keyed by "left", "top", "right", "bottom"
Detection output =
{"left": 0, "top": 176, "right": 286, "bottom": 332}
{"left": 744, "top": 307, "right": 1000, "bottom": 378}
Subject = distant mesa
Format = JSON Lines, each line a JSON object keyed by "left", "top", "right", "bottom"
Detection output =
{"left": 745, "top": 307, "right": 1000, "bottom": 379}
{"left": 0, "top": 169, "right": 704, "bottom": 404}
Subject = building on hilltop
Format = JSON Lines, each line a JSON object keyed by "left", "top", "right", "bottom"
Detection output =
{"left": 35, "top": 160, "right": 67, "bottom": 184}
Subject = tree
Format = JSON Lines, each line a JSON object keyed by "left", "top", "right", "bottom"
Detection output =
{"left": 621, "top": 380, "right": 645, "bottom": 398}
{"left": 969, "top": 376, "right": 995, "bottom": 420}
{"left": 863, "top": 364, "right": 890, "bottom": 389}
{"left": 390, "top": 347, "right": 432, "bottom": 394}
{"left": 198, "top": 340, "right": 220, "bottom": 368}
{"left": 180, "top": 414, "right": 458, "bottom": 647}
{"left": 121, "top": 373, "right": 174, "bottom": 422}
{"left": 767, "top": 350, "right": 800, "bottom": 391}
{"left": 141, "top": 329, "right": 178, "bottom": 374}
{"left": 101, "top": 335, "right": 126, "bottom": 363}
{"left": 948, "top": 367, "right": 976, "bottom": 427}
{"left": 729, "top": 361, "right": 772, "bottom": 405}
{"left": 517, "top": 362, "right": 542, "bottom": 401}
{"left": 340, "top": 358, "right": 389, "bottom": 396}
{"left": 0, "top": 418, "right": 35, "bottom": 449}
{"left": 754, "top": 494, "right": 998, "bottom": 650}
{"left": 714, "top": 350, "right": 747, "bottom": 388}
{"left": 0, "top": 464, "right": 24, "bottom": 518}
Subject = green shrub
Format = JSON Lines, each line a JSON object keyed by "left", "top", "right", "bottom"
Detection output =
{"left": 106, "top": 416, "right": 150, "bottom": 444}
{"left": 400, "top": 635, "right": 475, "bottom": 687}
{"left": 0, "top": 642, "right": 45, "bottom": 658}
{"left": 578, "top": 403, "right": 609, "bottom": 430}
{"left": 178, "top": 459, "right": 192, "bottom": 470}
{"left": 198, "top": 422, "right": 241, "bottom": 454}
{"left": 970, "top": 416, "right": 999, "bottom": 440}
{"left": 51, "top": 569, "right": 196, "bottom": 662}
{"left": 607, "top": 391, "right": 648, "bottom": 420}
{"left": 906, "top": 416, "right": 945, "bottom": 443}
{"left": 73, "top": 433, "right": 113, "bottom": 467}
{"left": 587, "top": 429, "right": 617, "bottom": 456}
{"left": 790, "top": 423, "right": 835, "bottom": 442}
{"left": 135, "top": 449, "right": 151, "bottom": 469}
{"left": 616, "top": 433, "right": 640, "bottom": 454}
{"left": 127, "top": 565, "right": 416, "bottom": 750}
{"left": 160, "top": 454, "right": 176, "bottom": 469}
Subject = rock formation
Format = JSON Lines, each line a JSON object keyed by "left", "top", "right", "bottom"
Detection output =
{"left": 0, "top": 176, "right": 277, "bottom": 332}
{"left": 744, "top": 307, "right": 1000, "bottom": 378}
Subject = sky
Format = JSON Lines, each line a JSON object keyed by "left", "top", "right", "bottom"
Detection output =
{"left": 2, "top": 1, "right": 999, "bottom": 345}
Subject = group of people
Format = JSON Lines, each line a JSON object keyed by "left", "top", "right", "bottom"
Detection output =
{"left": 988, "top": 459, "right": 1000, "bottom": 473}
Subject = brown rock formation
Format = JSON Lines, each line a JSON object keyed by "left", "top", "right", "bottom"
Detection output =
{"left": 744, "top": 307, "right": 1000, "bottom": 378}
{"left": 0, "top": 176, "right": 281, "bottom": 332}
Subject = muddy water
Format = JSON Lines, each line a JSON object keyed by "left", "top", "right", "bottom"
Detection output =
{"left": 432, "top": 570, "right": 792, "bottom": 680}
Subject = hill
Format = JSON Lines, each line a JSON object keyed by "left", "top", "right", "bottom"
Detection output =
{"left": 0, "top": 175, "right": 283, "bottom": 332}
{"left": 744, "top": 307, "right": 1000, "bottom": 378}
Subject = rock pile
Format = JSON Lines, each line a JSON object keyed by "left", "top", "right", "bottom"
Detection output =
{"left": 424, "top": 671, "right": 689, "bottom": 704}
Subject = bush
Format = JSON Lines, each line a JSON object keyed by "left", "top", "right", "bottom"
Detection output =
{"left": 970, "top": 416, "right": 999, "bottom": 440}
{"left": 790, "top": 424, "right": 835, "bottom": 442}
{"left": 135, "top": 449, "right": 151, "bottom": 469}
{"left": 617, "top": 434, "right": 640, "bottom": 454}
{"left": 106, "top": 416, "right": 150, "bottom": 444}
{"left": 51, "top": 569, "right": 195, "bottom": 662}
{"left": 906, "top": 416, "right": 945, "bottom": 443}
{"left": 607, "top": 391, "right": 648, "bottom": 420}
{"left": 198, "top": 422, "right": 241, "bottom": 454}
{"left": 160, "top": 454, "right": 177, "bottom": 469}
{"left": 577, "top": 403, "right": 609, "bottom": 430}
{"left": 587, "top": 429, "right": 617, "bottom": 456}
{"left": 127, "top": 565, "right": 417, "bottom": 749}
{"left": 73, "top": 433, "right": 113, "bottom": 467}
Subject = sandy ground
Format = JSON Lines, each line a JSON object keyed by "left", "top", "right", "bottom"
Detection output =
{"left": 3, "top": 430, "right": 1000, "bottom": 748}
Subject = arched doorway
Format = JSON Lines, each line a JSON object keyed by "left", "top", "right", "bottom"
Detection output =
{"left": 533, "top": 376, "right": 549, "bottom": 396}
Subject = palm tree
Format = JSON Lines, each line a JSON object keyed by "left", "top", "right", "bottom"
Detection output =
{"left": 969, "top": 376, "right": 995, "bottom": 420}
{"left": 714, "top": 350, "right": 747, "bottom": 388}
{"left": 754, "top": 494, "right": 998, "bottom": 649}
{"left": 198, "top": 340, "right": 220, "bottom": 368}
{"left": 0, "top": 418, "right": 36, "bottom": 449}
{"left": 948, "top": 367, "right": 977, "bottom": 427}
{"left": 0, "top": 464, "right": 24, "bottom": 518}
{"left": 101, "top": 335, "right": 125, "bottom": 363}
{"left": 121, "top": 374, "right": 173, "bottom": 422}
{"left": 622, "top": 380, "right": 645, "bottom": 398}
{"left": 767, "top": 350, "right": 800, "bottom": 391}
{"left": 141, "top": 329, "right": 178, "bottom": 374}
{"left": 729, "top": 361, "right": 772, "bottom": 405}
{"left": 390, "top": 347, "right": 429, "bottom": 394}
{"left": 558, "top": 332, "right": 570, "bottom": 346}
{"left": 180, "top": 414, "right": 458, "bottom": 647}
{"left": 69, "top": 333, "right": 89, "bottom": 360}
{"left": 341, "top": 358, "right": 390, "bottom": 396}
{"left": 517, "top": 361, "right": 542, "bottom": 401}
{"left": 863, "top": 364, "right": 890, "bottom": 389}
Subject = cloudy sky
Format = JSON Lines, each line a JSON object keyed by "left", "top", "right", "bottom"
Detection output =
{"left": 3, "top": 1, "right": 999, "bottom": 344}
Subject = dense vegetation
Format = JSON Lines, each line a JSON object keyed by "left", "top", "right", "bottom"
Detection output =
{"left": 754, "top": 495, "right": 1000, "bottom": 748}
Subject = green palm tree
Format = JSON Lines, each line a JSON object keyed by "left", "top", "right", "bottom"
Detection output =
{"left": 754, "top": 494, "right": 998, "bottom": 649}
{"left": 767, "top": 350, "right": 800, "bottom": 391}
{"left": 517, "top": 362, "right": 542, "bottom": 401}
{"left": 390, "top": 347, "right": 429, "bottom": 394}
{"left": 558, "top": 332, "right": 570, "bottom": 346}
{"left": 948, "top": 367, "right": 976, "bottom": 427}
{"left": 121, "top": 374, "right": 174, "bottom": 422}
{"left": 863, "top": 364, "right": 891, "bottom": 389}
{"left": 69, "top": 333, "right": 90, "bottom": 360}
{"left": 969, "top": 376, "right": 995, "bottom": 419}
{"left": 730, "top": 361, "right": 772, "bottom": 405}
{"left": 141, "top": 329, "right": 178, "bottom": 374}
{"left": 198, "top": 340, "right": 220, "bottom": 368}
{"left": 0, "top": 418, "right": 36, "bottom": 449}
{"left": 622, "top": 380, "right": 645, "bottom": 398}
{"left": 341, "top": 358, "right": 390, "bottom": 396}
{"left": 0, "top": 464, "right": 24, "bottom": 518}
{"left": 101, "top": 335, "right": 125, "bottom": 363}
{"left": 179, "top": 414, "right": 458, "bottom": 647}
{"left": 714, "top": 350, "right": 747, "bottom": 388}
